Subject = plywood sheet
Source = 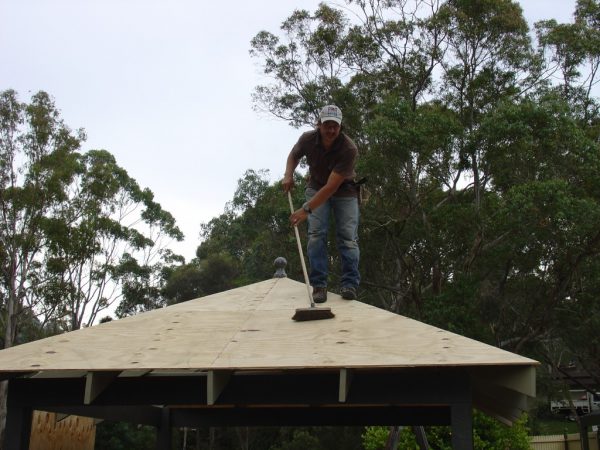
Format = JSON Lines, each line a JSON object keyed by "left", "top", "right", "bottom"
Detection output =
{"left": 0, "top": 278, "right": 536, "bottom": 373}
{"left": 29, "top": 411, "right": 95, "bottom": 450}
{"left": 211, "top": 300, "right": 535, "bottom": 369}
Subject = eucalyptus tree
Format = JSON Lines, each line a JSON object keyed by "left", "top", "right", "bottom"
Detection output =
{"left": 382, "top": 0, "right": 540, "bottom": 335}
{"left": 437, "top": 0, "right": 534, "bottom": 209}
{"left": 337, "top": 1, "right": 461, "bottom": 315}
{"left": 0, "top": 89, "right": 82, "bottom": 349}
{"left": 250, "top": 4, "right": 355, "bottom": 128}
{"left": 530, "top": 2, "right": 600, "bottom": 383}
{"left": 197, "top": 169, "right": 302, "bottom": 285}
{"left": 0, "top": 89, "right": 82, "bottom": 445}
{"left": 345, "top": 0, "right": 449, "bottom": 110}
{"left": 440, "top": 94, "right": 599, "bottom": 350}
{"left": 0, "top": 90, "right": 185, "bottom": 339}
{"left": 41, "top": 149, "right": 184, "bottom": 327}
{"left": 160, "top": 253, "right": 240, "bottom": 307}
{"left": 0, "top": 89, "right": 184, "bottom": 441}
{"left": 247, "top": 0, "right": 600, "bottom": 376}
{"left": 250, "top": 1, "right": 452, "bottom": 306}
{"left": 535, "top": 0, "right": 600, "bottom": 122}
{"left": 356, "top": 98, "right": 462, "bottom": 316}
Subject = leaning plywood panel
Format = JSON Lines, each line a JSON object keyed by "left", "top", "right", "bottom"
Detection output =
{"left": 29, "top": 411, "right": 95, "bottom": 450}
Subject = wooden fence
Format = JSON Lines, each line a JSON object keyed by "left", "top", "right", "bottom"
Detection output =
{"left": 530, "top": 432, "right": 599, "bottom": 450}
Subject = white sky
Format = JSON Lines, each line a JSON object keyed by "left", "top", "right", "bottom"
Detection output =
{"left": 1, "top": 0, "right": 578, "bottom": 262}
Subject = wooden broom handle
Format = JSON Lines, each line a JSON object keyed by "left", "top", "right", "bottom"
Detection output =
{"left": 287, "top": 191, "right": 315, "bottom": 307}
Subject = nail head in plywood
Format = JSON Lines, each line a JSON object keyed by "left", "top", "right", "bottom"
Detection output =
{"left": 339, "top": 368, "right": 353, "bottom": 403}
{"left": 84, "top": 371, "right": 120, "bottom": 405}
{"left": 207, "top": 370, "right": 232, "bottom": 405}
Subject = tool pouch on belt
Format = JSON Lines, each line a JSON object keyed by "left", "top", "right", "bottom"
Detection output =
{"left": 355, "top": 177, "right": 370, "bottom": 205}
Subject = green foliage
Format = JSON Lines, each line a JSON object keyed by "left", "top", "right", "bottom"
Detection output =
{"left": 94, "top": 422, "right": 155, "bottom": 450}
{"left": 0, "top": 89, "right": 83, "bottom": 347}
{"left": 0, "top": 90, "right": 184, "bottom": 344}
{"left": 161, "top": 253, "right": 241, "bottom": 306}
{"left": 250, "top": 0, "right": 600, "bottom": 422}
{"left": 362, "top": 426, "right": 390, "bottom": 450}
{"left": 40, "top": 148, "right": 184, "bottom": 327}
{"left": 362, "top": 413, "right": 530, "bottom": 450}
{"left": 194, "top": 169, "right": 309, "bottom": 288}
{"left": 269, "top": 427, "right": 363, "bottom": 450}
{"left": 473, "top": 412, "right": 530, "bottom": 449}
{"left": 250, "top": 4, "right": 358, "bottom": 129}
{"left": 270, "top": 429, "right": 323, "bottom": 450}
{"left": 535, "top": 0, "right": 600, "bottom": 120}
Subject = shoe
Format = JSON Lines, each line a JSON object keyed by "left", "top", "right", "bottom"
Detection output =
{"left": 312, "top": 287, "right": 328, "bottom": 303}
{"left": 340, "top": 286, "right": 357, "bottom": 300}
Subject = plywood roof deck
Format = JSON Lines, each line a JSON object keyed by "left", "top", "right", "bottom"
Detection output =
{"left": 0, "top": 277, "right": 536, "bottom": 373}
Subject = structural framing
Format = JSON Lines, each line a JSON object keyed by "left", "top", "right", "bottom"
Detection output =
{"left": 0, "top": 277, "right": 538, "bottom": 449}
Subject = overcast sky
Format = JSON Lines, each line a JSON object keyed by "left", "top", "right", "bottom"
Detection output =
{"left": 1, "top": 0, "right": 578, "bottom": 262}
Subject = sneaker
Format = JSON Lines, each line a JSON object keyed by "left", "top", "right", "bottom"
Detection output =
{"left": 312, "top": 287, "right": 328, "bottom": 303}
{"left": 340, "top": 286, "right": 357, "bottom": 300}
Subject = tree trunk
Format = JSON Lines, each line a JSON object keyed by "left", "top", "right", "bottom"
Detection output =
{"left": 0, "top": 277, "right": 19, "bottom": 448}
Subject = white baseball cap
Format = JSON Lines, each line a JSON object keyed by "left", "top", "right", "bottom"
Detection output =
{"left": 319, "top": 105, "right": 342, "bottom": 125}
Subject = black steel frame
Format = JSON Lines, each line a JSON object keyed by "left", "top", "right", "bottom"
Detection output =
{"left": 4, "top": 368, "right": 474, "bottom": 449}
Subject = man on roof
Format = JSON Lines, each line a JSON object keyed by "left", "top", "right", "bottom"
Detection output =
{"left": 282, "top": 104, "right": 360, "bottom": 303}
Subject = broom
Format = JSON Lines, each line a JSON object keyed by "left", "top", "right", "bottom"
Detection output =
{"left": 287, "top": 191, "right": 335, "bottom": 322}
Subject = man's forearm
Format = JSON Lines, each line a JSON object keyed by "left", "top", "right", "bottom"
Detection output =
{"left": 282, "top": 153, "right": 300, "bottom": 192}
{"left": 285, "top": 154, "right": 299, "bottom": 177}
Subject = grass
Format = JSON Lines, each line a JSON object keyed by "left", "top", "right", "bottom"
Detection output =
{"left": 534, "top": 417, "right": 581, "bottom": 435}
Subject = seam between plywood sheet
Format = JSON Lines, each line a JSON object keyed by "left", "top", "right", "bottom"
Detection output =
{"left": 207, "top": 279, "right": 279, "bottom": 370}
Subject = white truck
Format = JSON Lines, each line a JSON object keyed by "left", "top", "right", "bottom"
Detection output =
{"left": 550, "top": 389, "right": 600, "bottom": 415}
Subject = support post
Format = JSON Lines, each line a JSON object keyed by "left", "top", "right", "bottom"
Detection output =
{"left": 4, "top": 381, "right": 33, "bottom": 450}
{"left": 580, "top": 424, "right": 590, "bottom": 450}
{"left": 339, "top": 368, "right": 353, "bottom": 403}
{"left": 451, "top": 402, "right": 473, "bottom": 449}
{"left": 156, "top": 407, "right": 171, "bottom": 450}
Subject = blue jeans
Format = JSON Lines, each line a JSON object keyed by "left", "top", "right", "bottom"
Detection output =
{"left": 305, "top": 187, "right": 360, "bottom": 289}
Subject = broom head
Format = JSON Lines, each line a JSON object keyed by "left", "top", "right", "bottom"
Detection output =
{"left": 292, "top": 306, "right": 335, "bottom": 321}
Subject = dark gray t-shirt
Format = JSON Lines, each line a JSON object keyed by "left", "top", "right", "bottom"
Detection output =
{"left": 290, "top": 129, "right": 358, "bottom": 197}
